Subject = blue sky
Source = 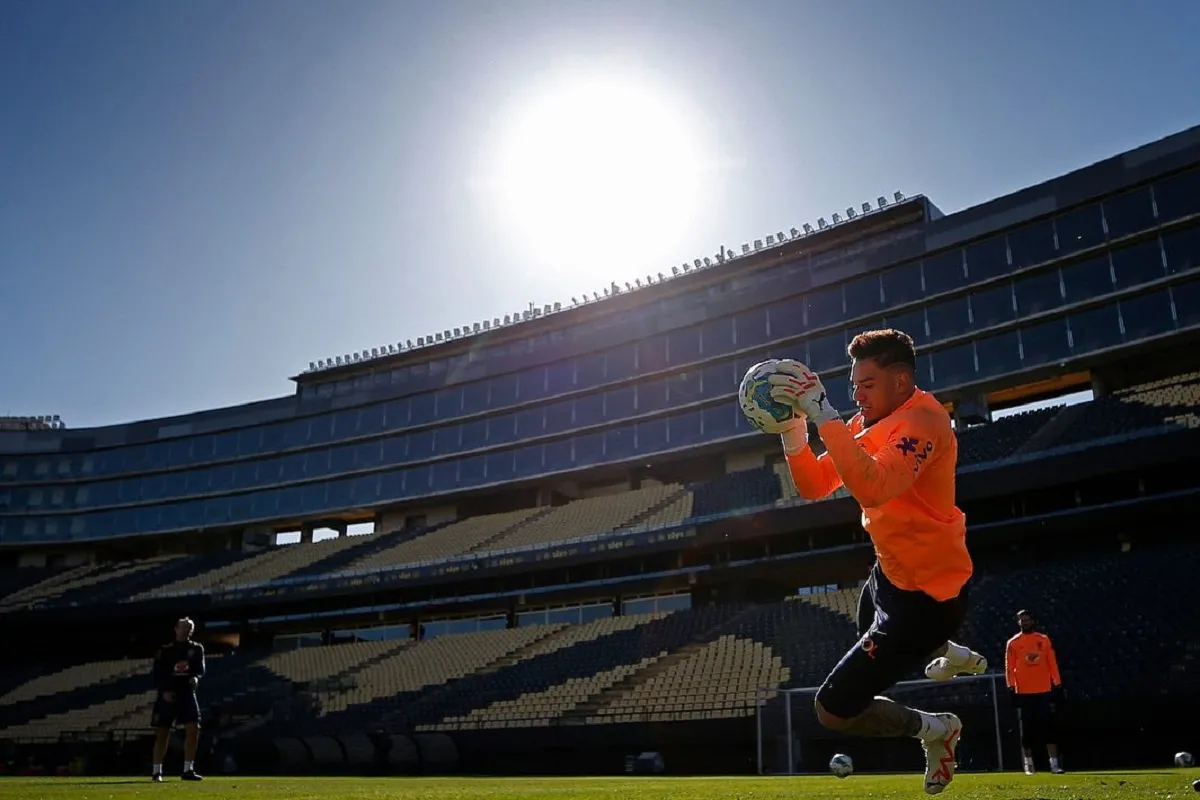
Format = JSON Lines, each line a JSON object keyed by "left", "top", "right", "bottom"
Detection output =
{"left": 2, "top": 0, "right": 1198, "bottom": 430}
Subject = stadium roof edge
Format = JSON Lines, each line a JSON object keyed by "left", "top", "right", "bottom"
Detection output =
{"left": 289, "top": 196, "right": 930, "bottom": 385}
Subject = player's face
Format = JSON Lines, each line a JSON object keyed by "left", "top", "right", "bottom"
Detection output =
{"left": 1017, "top": 614, "right": 1035, "bottom": 633}
{"left": 850, "top": 358, "right": 910, "bottom": 425}
{"left": 175, "top": 620, "right": 194, "bottom": 641}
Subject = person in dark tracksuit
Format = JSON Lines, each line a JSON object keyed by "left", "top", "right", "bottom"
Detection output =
{"left": 150, "top": 617, "right": 206, "bottom": 781}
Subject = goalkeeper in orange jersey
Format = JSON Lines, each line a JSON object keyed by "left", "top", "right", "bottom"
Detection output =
{"left": 765, "top": 329, "right": 987, "bottom": 796}
{"left": 1006, "top": 609, "right": 1065, "bottom": 775}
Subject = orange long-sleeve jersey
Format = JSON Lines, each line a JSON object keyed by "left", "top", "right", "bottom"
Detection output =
{"left": 1005, "top": 631, "right": 1062, "bottom": 695}
{"left": 785, "top": 388, "right": 971, "bottom": 601}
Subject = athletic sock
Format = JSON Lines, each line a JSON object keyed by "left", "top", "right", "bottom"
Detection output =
{"left": 183, "top": 761, "right": 194, "bottom": 773}
{"left": 915, "top": 710, "right": 948, "bottom": 740}
{"left": 1024, "top": 757, "right": 1035, "bottom": 774}
{"left": 1049, "top": 756, "right": 1061, "bottom": 771}
{"left": 152, "top": 764, "right": 163, "bottom": 775}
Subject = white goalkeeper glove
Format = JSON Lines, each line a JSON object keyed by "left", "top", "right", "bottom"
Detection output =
{"left": 768, "top": 360, "right": 840, "bottom": 429}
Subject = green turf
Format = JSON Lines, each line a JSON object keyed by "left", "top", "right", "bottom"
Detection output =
{"left": 0, "top": 772, "right": 1196, "bottom": 800}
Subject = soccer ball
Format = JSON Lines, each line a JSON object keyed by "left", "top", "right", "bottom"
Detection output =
{"left": 829, "top": 752, "right": 854, "bottom": 778}
{"left": 739, "top": 360, "right": 803, "bottom": 434}
{"left": 1177, "top": 751, "right": 1195, "bottom": 768}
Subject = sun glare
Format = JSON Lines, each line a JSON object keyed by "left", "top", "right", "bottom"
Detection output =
{"left": 482, "top": 72, "right": 710, "bottom": 277}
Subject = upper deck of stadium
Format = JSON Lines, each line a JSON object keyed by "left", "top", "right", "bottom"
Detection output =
{"left": 1, "top": 124, "right": 1199, "bottom": 546}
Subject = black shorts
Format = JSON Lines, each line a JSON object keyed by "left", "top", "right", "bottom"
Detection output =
{"left": 151, "top": 692, "right": 201, "bottom": 729}
{"left": 1016, "top": 692, "right": 1058, "bottom": 747}
{"left": 815, "top": 562, "right": 968, "bottom": 719}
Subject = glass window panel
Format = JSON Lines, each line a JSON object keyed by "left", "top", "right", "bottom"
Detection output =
{"left": 670, "top": 410, "right": 704, "bottom": 448}
{"left": 668, "top": 327, "right": 701, "bottom": 366}
{"left": 515, "top": 407, "right": 544, "bottom": 438}
{"left": 545, "top": 438, "right": 572, "bottom": 471}
{"left": 409, "top": 392, "right": 435, "bottom": 425}
{"left": 460, "top": 419, "right": 487, "bottom": 451}
{"left": 326, "top": 479, "right": 352, "bottom": 510}
{"left": 885, "top": 308, "right": 929, "bottom": 346}
{"left": 518, "top": 368, "right": 547, "bottom": 402}
{"left": 605, "top": 426, "right": 636, "bottom": 460}
{"left": 358, "top": 404, "right": 385, "bottom": 436}
{"left": 767, "top": 296, "right": 807, "bottom": 339}
{"left": 431, "top": 427, "right": 456, "bottom": 456}
{"left": 931, "top": 342, "right": 975, "bottom": 388}
{"left": 459, "top": 455, "right": 486, "bottom": 485}
{"left": 927, "top": 295, "right": 973, "bottom": 341}
{"left": 805, "top": 286, "right": 843, "bottom": 329}
{"left": 701, "top": 317, "right": 734, "bottom": 357}
{"left": 574, "top": 432, "right": 604, "bottom": 466}
{"left": 381, "top": 435, "right": 406, "bottom": 464}
{"left": 514, "top": 444, "right": 543, "bottom": 476}
{"left": 383, "top": 399, "right": 409, "bottom": 429}
{"left": 140, "top": 474, "right": 166, "bottom": 502}
{"left": 405, "top": 465, "right": 430, "bottom": 496}
{"left": 1163, "top": 226, "right": 1200, "bottom": 275}
{"left": 167, "top": 440, "right": 191, "bottom": 468}
{"left": 544, "top": 401, "right": 574, "bottom": 434}
{"left": 490, "top": 374, "right": 519, "bottom": 407}
{"left": 212, "top": 433, "right": 238, "bottom": 460}
{"left": 192, "top": 436, "right": 215, "bottom": 462}
{"left": 308, "top": 415, "right": 336, "bottom": 446}
{"left": 1172, "top": 278, "right": 1200, "bottom": 328}
{"left": 1021, "top": 318, "right": 1071, "bottom": 367}
{"left": 702, "top": 402, "right": 738, "bottom": 439}
{"left": 1110, "top": 239, "right": 1165, "bottom": 289}
{"left": 916, "top": 353, "right": 933, "bottom": 387}
{"left": 1155, "top": 167, "right": 1200, "bottom": 223}
{"left": 1007, "top": 219, "right": 1057, "bottom": 270}
{"left": 355, "top": 441, "right": 381, "bottom": 470}
{"left": 970, "top": 284, "right": 1016, "bottom": 330}
{"left": 923, "top": 250, "right": 966, "bottom": 294}
{"left": 546, "top": 361, "right": 574, "bottom": 395}
{"left": 638, "top": 335, "right": 669, "bottom": 373}
{"left": 636, "top": 418, "right": 669, "bottom": 453}
{"left": 668, "top": 371, "right": 701, "bottom": 404}
{"left": 701, "top": 361, "right": 736, "bottom": 401}
{"left": 735, "top": 308, "right": 769, "bottom": 348}
{"left": 432, "top": 460, "right": 457, "bottom": 489}
{"left": 575, "top": 353, "right": 605, "bottom": 388}
{"left": 574, "top": 393, "right": 603, "bottom": 427}
{"left": 807, "top": 331, "right": 846, "bottom": 373}
{"left": 488, "top": 414, "right": 516, "bottom": 446}
{"left": 233, "top": 460, "right": 261, "bottom": 489}
{"left": 882, "top": 262, "right": 924, "bottom": 307}
{"left": 435, "top": 388, "right": 462, "bottom": 417}
{"left": 304, "top": 449, "right": 331, "bottom": 476}
{"left": 843, "top": 274, "right": 883, "bottom": 318}
{"left": 608, "top": 344, "right": 636, "bottom": 379}
{"left": 1014, "top": 269, "right": 1064, "bottom": 316}
{"left": 407, "top": 429, "right": 435, "bottom": 461}
{"left": 1069, "top": 303, "right": 1124, "bottom": 354}
{"left": 1061, "top": 255, "right": 1114, "bottom": 304}
{"left": 975, "top": 330, "right": 1022, "bottom": 379}
{"left": 965, "top": 236, "right": 1010, "bottom": 282}
{"left": 604, "top": 386, "right": 636, "bottom": 420}
{"left": 823, "top": 373, "right": 854, "bottom": 413}
{"left": 1060, "top": 203, "right": 1104, "bottom": 256}
{"left": 328, "top": 444, "right": 355, "bottom": 474}
{"left": 1120, "top": 289, "right": 1175, "bottom": 340}
{"left": 279, "top": 454, "right": 306, "bottom": 482}
{"left": 461, "top": 381, "right": 489, "bottom": 415}
{"left": 1104, "top": 186, "right": 1156, "bottom": 239}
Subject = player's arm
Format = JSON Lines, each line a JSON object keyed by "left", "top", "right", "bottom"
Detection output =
{"left": 1045, "top": 636, "right": 1062, "bottom": 688}
{"left": 1004, "top": 638, "right": 1018, "bottom": 691}
{"left": 816, "top": 407, "right": 944, "bottom": 508}
{"left": 190, "top": 644, "right": 206, "bottom": 687}
{"left": 781, "top": 426, "right": 843, "bottom": 500}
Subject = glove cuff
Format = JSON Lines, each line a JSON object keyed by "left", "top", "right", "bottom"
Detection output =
{"left": 779, "top": 424, "right": 809, "bottom": 456}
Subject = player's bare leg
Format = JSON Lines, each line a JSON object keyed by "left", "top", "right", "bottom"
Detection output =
{"left": 925, "top": 640, "right": 987, "bottom": 681}
{"left": 151, "top": 728, "right": 170, "bottom": 781}
{"left": 816, "top": 697, "right": 961, "bottom": 795}
{"left": 181, "top": 723, "right": 202, "bottom": 780}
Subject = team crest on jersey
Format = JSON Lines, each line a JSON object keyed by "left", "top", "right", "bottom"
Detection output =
{"left": 1024, "top": 652, "right": 1041, "bottom": 665}
{"left": 173, "top": 660, "right": 190, "bottom": 675}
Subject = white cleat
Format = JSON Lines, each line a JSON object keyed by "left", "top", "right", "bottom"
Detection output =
{"left": 922, "top": 713, "right": 962, "bottom": 795}
{"left": 925, "top": 651, "right": 988, "bottom": 682}
{"left": 1050, "top": 765, "right": 1065, "bottom": 775}
{"left": 1023, "top": 761, "right": 1036, "bottom": 775}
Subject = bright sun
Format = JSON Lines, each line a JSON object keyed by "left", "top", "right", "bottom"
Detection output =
{"left": 482, "top": 72, "right": 709, "bottom": 276}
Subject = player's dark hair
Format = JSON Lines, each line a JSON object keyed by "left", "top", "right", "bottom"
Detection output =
{"left": 1015, "top": 609, "right": 1032, "bottom": 620}
{"left": 848, "top": 328, "right": 917, "bottom": 371}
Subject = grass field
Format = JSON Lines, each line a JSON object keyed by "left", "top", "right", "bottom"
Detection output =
{"left": 0, "top": 773, "right": 1196, "bottom": 800}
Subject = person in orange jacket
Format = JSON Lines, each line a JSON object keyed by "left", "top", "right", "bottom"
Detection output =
{"left": 767, "top": 329, "right": 987, "bottom": 796}
{"left": 1005, "top": 610, "right": 1065, "bottom": 775}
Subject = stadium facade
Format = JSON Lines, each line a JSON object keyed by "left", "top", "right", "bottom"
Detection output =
{"left": 0, "top": 125, "right": 1198, "bottom": 778}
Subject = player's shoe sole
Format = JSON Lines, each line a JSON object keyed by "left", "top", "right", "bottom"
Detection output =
{"left": 181, "top": 771, "right": 203, "bottom": 781}
{"left": 922, "top": 713, "right": 962, "bottom": 795}
{"left": 925, "top": 652, "right": 987, "bottom": 682}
